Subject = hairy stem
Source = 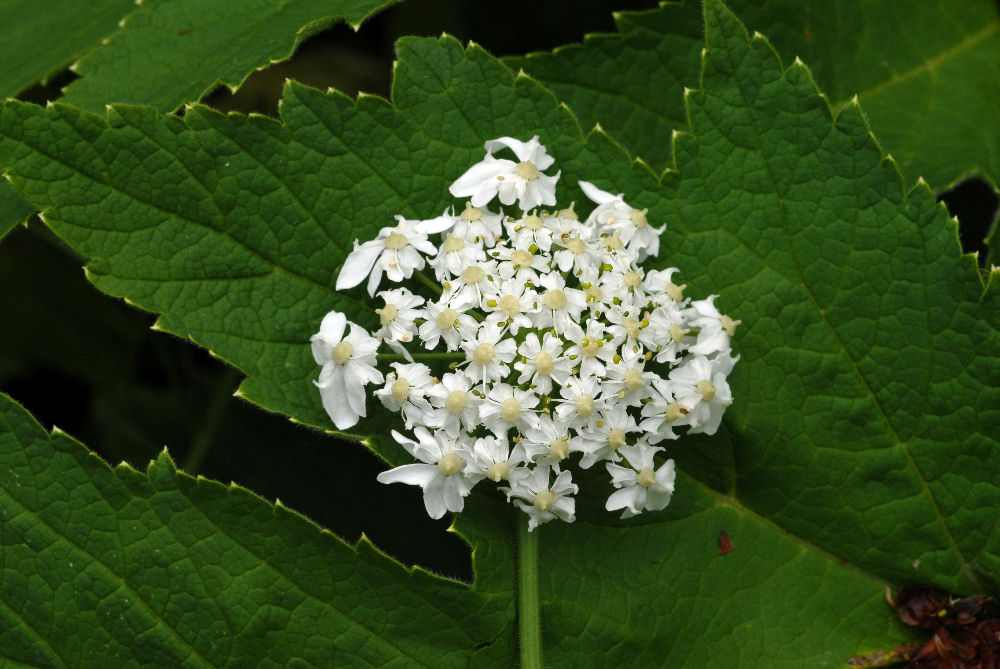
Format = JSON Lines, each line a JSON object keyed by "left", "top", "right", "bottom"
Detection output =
{"left": 518, "top": 515, "right": 543, "bottom": 669}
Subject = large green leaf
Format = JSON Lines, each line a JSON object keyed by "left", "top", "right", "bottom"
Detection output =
{"left": 0, "top": 0, "right": 135, "bottom": 98}
{"left": 507, "top": 0, "right": 1000, "bottom": 190}
{"left": 60, "top": 0, "right": 400, "bottom": 114}
{"left": 0, "top": 181, "right": 32, "bottom": 241}
{"left": 0, "top": 393, "right": 506, "bottom": 667}
{"left": 1, "top": 0, "right": 997, "bottom": 663}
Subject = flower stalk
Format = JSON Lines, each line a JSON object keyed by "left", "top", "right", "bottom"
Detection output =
{"left": 518, "top": 513, "right": 543, "bottom": 669}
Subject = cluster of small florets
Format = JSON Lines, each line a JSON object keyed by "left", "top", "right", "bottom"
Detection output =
{"left": 312, "top": 136, "right": 739, "bottom": 531}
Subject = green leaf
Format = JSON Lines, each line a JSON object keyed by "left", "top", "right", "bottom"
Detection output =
{"left": 0, "top": 181, "right": 33, "bottom": 241}
{"left": 507, "top": 0, "right": 1000, "bottom": 190}
{"left": 1, "top": 0, "right": 997, "bottom": 663}
{"left": 0, "top": 392, "right": 507, "bottom": 667}
{"left": 59, "top": 0, "right": 401, "bottom": 114}
{"left": 0, "top": 0, "right": 135, "bottom": 98}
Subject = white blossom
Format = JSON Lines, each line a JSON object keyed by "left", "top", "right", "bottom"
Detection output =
{"left": 450, "top": 135, "right": 560, "bottom": 211}
{"left": 310, "top": 311, "right": 383, "bottom": 430}
{"left": 336, "top": 217, "right": 437, "bottom": 296}
{"left": 605, "top": 444, "right": 675, "bottom": 518}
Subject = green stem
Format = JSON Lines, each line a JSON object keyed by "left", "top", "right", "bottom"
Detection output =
{"left": 518, "top": 515, "right": 543, "bottom": 669}
{"left": 413, "top": 269, "right": 443, "bottom": 295}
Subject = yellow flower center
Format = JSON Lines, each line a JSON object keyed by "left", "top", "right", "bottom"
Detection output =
{"left": 533, "top": 490, "right": 555, "bottom": 511}
{"left": 549, "top": 437, "right": 568, "bottom": 461}
{"left": 721, "top": 315, "right": 741, "bottom": 336}
{"left": 575, "top": 394, "right": 595, "bottom": 417}
{"left": 515, "top": 160, "right": 539, "bottom": 180}
{"left": 637, "top": 468, "right": 656, "bottom": 487}
{"left": 665, "top": 282, "right": 686, "bottom": 302}
{"left": 608, "top": 428, "right": 627, "bottom": 450}
{"left": 544, "top": 289, "right": 567, "bottom": 310}
{"left": 499, "top": 294, "right": 521, "bottom": 316}
{"left": 625, "top": 316, "right": 640, "bottom": 340}
{"left": 473, "top": 343, "right": 495, "bottom": 366}
{"left": 378, "top": 304, "right": 398, "bottom": 326}
{"left": 697, "top": 379, "right": 716, "bottom": 401}
{"left": 487, "top": 462, "right": 509, "bottom": 482}
{"left": 669, "top": 324, "right": 687, "bottom": 343}
{"left": 436, "top": 308, "right": 459, "bottom": 331}
{"left": 500, "top": 397, "right": 522, "bottom": 423}
{"left": 631, "top": 208, "right": 648, "bottom": 228}
{"left": 384, "top": 232, "right": 408, "bottom": 250}
{"left": 623, "top": 270, "right": 642, "bottom": 289}
{"left": 442, "top": 235, "right": 465, "bottom": 253}
{"left": 511, "top": 249, "right": 533, "bottom": 268}
{"left": 524, "top": 211, "right": 544, "bottom": 230}
{"left": 391, "top": 377, "right": 411, "bottom": 403}
{"left": 624, "top": 369, "right": 643, "bottom": 392}
{"left": 445, "top": 390, "right": 468, "bottom": 413}
{"left": 331, "top": 341, "right": 353, "bottom": 364}
{"left": 666, "top": 402, "right": 683, "bottom": 422}
{"left": 461, "top": 265, "right": 485, "bottom": 283}
{"left": 534, "top": 352, "right": 554, "bottom": 376}
{"left": 565, "top": 237, "right": 586, "bottom": 255}
{"left": 461, "top": 202, "right": 482, "bottom": 222}
{"left": 579, "top": 337, "right": 601, "bottom": 358}
{"left": 437, "top": 452, "right": 464, "bottom": 476}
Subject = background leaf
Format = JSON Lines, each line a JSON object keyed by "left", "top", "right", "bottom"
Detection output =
{"left": 6, "top": 0, "right": 997, "bottom": 658}
{"left": 0, "top": 182, "right": 32, "bottom": 241}
{"left": 0, "top": 392, "right": 507, "bottom": 667}
{"left": 506, "top": 0, "right": 1000, "bottom": 191}
{"left": 0, "top": 0, "right": 135, "bottom": 98}
{"left": 59, "top": 0, "right": 401, "bottom": 114}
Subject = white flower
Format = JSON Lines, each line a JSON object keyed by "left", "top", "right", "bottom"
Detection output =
{"left": 450, "top": 136, "right": 560, "bottom": 211}
{"left": 425, "top": 371, "right": 481, "bottom": 438}
{"left": 374, "top": 362, "right": 434, "bottom": 429}
{"left": 376, "top": 429, "right": 483, "bottom": 519}
{"left": 429, "top": 232, "right": 486, "bottom": 281}
{"left": 451, "top": 202, "right": 504, "bottom": 247}
{"left": 482, "top": 278, "right": 538, "bottom": 335}
{"left": 336, "top": 217, "right": 438, "bottom": 296}
{"left": 639, "top": 377, "right": 690, "bottom": 443}
{"left": 562, "top": 319, "right": 615, "bottom": 380}
{"left": 554, "top": 375, "right": 605, "bottom": 430}
{"left": 460, "top": 321, "right": 517, "bottom": 386}
{"left": 418, "top": 298, "right": 477, "bottom": 351}
{"left": 576, "top": 404, "right": 637, "bottom": 469}
{"left": 514, "top": 331, "right": 573, "bottom": 394}
{"left": 601, "top": 347, "right": 654, "bottom": 407}
{"left": 668, "top": 353, "right": 736, "bottom": 435}
{"left": 468, "top": 433, "right": 528, "bottom": 482}
{"left": 503, "top": 465, "right": 578, "bottom": 531}
{"left": 311, "top": 311, "right": 383, "bottom": 429}
{"left": 605, "top": 444, "right": 675, "bottom": 518}
{"left": 686, "top": 295, "right": 740, "bottom": 356}
{"left": 480, "top": 383, "right": 541, "bottom": 434}
{"left": 521, "top": 414, "right": 578, "bottom": 469}
{"left": 531, "top": 271, "right": 587, "bottom": 335}
{"left": 579, "top": 180, "right": 663, "bottom": 261}
{"left": 374, "top": 288, "right": 424, "bottom": 347}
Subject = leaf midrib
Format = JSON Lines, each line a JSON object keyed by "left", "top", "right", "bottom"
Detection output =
{"left": 705, "top": 31, "right": 979, "bottom": 588}
{"left": 833, "top": 21, "right": 999, "bottom": 111}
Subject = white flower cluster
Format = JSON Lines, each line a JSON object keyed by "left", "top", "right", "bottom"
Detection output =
{"left": 312, "top": 136, "right": 739, "bottom": 531}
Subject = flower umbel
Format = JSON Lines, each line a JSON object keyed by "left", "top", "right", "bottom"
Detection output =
{"left": 312, "top": 137, "right": 738, "bottom": 529}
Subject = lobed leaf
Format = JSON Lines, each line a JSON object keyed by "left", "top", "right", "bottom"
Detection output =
{"left": 0, "top": 0, "right": 997, "bottom": 663}
{"left": 0, "top": 0, "right": 135, "bottom": 98}
{"left": 0, "top": 392, "right": 507, "bottom": 667}
{"left": 507, "top": 0, "right": 1000, "bottom": 190}
{"left": 0, "top": 181, "right": 32, "bottom": 240}
{"left": 59, "top": 0, "right": 400, "bottom": 114}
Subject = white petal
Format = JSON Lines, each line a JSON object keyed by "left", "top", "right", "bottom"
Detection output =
{"left": 317, "top": 311, "right": 347, "bottom": 343}
{"left": 578, "top": 180, "right": 621, "bottom": 205}
{"left": 316, "top": 368, "right": 359, "bottom": 430}
{"left": 336, "top": 241, "right": 383, "bottom": 290}
{"left": 377, "top": 463, "right": 438, "bottom": 487}
{"left": 449, "top": 158, "right": 509, "bottom": 199}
